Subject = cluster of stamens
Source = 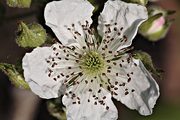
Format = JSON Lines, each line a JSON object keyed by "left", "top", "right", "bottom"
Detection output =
{"left": 45, "top": 20, "right": 138, "bottom": 110}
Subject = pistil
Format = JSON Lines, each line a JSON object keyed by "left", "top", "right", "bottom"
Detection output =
{"left": 80, "top": 51, "right": 105, "bottom": 77}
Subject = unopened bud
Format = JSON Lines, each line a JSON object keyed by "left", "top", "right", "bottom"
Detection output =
{"left": 139, "top": 6, "right": 175, "bottom": 41}
{"left": 16, "top": 22, "right": 47, "bottom": 48}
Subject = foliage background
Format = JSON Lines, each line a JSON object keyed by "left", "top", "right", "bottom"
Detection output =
{"left": 0, "top": 0, "right": 180, "bottom": 120}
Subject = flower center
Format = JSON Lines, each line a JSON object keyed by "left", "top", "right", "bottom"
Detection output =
{"left": 80, "top": 51, "right": 105, "bottom": 76}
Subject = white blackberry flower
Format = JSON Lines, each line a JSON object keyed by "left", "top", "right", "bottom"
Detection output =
{"left": 22, "top": 0, "right": 160, "bottom": 119}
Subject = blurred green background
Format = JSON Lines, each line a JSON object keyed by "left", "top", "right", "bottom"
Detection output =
{"left": 0, "top": 0, "right": 180, "bottom": 120}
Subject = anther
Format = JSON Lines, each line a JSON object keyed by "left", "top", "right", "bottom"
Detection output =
{"left": 127, "top": 78, "right": 131, "bottom": 82}
{"left": 89, "top": 89, "right": 92, "bottom": 92}
{"left": 66, "top": 75, "right": 69, "bottom": 78}
{"left": 134, "top": 63, "right": 137, "bottom": 66}
{"left": 94, "top": 102, "right": 97, "bottom": 105}
{"left": 106, "top": 60, "right": 110, "bottom": 63}
{"left": 114, "top": 87, "right": 118, "bottom": 90}
{"left": 72, "top": 24, "right": 75, "bottom": 27}
{"left": 114, "top": 27, "right": 117, "bottom": 31}
{"left": 85, "top": 80, "right": 88, "bottom": 84}
{"left": 65, "top": 58, "right": 69, "bottom": 60}
{"left": 102, "top": 73, "right": 106, "bottom": 76}
{"left": 125, "top": 91, "right": 129, "bottom": 95}
{"left": 119, "top": 64, "right": 122, "bottom": 67}
{"left": 108, "top": 51, "right": 112, "bottom": 54}
{"left": 113, "top": 62, "right": 117, "bottom": 65}
{"left": 82, "top": 46, "right": 86, "bottom": 49}
{"left": 106, "top": 106, "right": 109, "bottom": 110}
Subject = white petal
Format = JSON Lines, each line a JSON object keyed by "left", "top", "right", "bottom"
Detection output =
{"left": 22, "top": 47, "right": 64, "bottom": 99}
{"left": 104, "top": 54, "right": 159, "bottom": 115}
{"left": 44, "top": 0, "right": 94, "bottom": 46}
{"left": 98, "top": 0, "right": 148, "bottom": 51}
{"left": 62, "top": 76, "right": 118, "bottom": 120}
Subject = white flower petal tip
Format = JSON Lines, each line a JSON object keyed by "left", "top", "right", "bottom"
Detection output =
{"left": 22, "top": 47, "right": 64, "bottom": 99}
{"left": 105, "top": 54, "right": 159, "bottom": 116}
{"left": 134, "top": 59, "right": 160, "bottom": 116}
{"left": 44, "top": 0, "right": 94, "bottom": 46}
{"left": 98, "top": 0, "right": 148, "bottom": 51}
{"left": 63, "top": 88, "right": 118, "bottom": 120}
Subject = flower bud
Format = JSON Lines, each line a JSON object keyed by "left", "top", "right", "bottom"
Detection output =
{"left": 139, "top": 6, "right": 175, "bottom": 41}
{"left": 0, "top": 63, "right": 30, "bottom": 89}
{"left": 16, "top": 22, "right": 47, "bottom": 48}
{"left": 123, "top": 0, "right": 148, "bottom": 6}
{"left": 6, "top": 0, "right": 31, "bottom": 8}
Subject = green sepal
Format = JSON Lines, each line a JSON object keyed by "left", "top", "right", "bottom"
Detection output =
{"left": 16, "top": 22, "right": 47, "bottom": 48}
{"left": 47, "top": 98, "right": 67, "bottom": 120}
{"left": 6, "top": 0, "right": 32, "bottom": 8}
{"left": 133, "top": 51, "right": 163, "bottom": 79}
{"left": 88, "top": 0, "right": 99, "bottom": 13}
{"left": 0, "top": 63, "right": 30, "bottom": 89}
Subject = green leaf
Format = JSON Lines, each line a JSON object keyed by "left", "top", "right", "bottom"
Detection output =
{"left": 0, "top": 63, "right": 30, "bottom": 89}
{"left": 6, "top": 0, "right": 32, "bottom": 8}
{"left": 16, "top": 22, "right": 47, "bottom": 48}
